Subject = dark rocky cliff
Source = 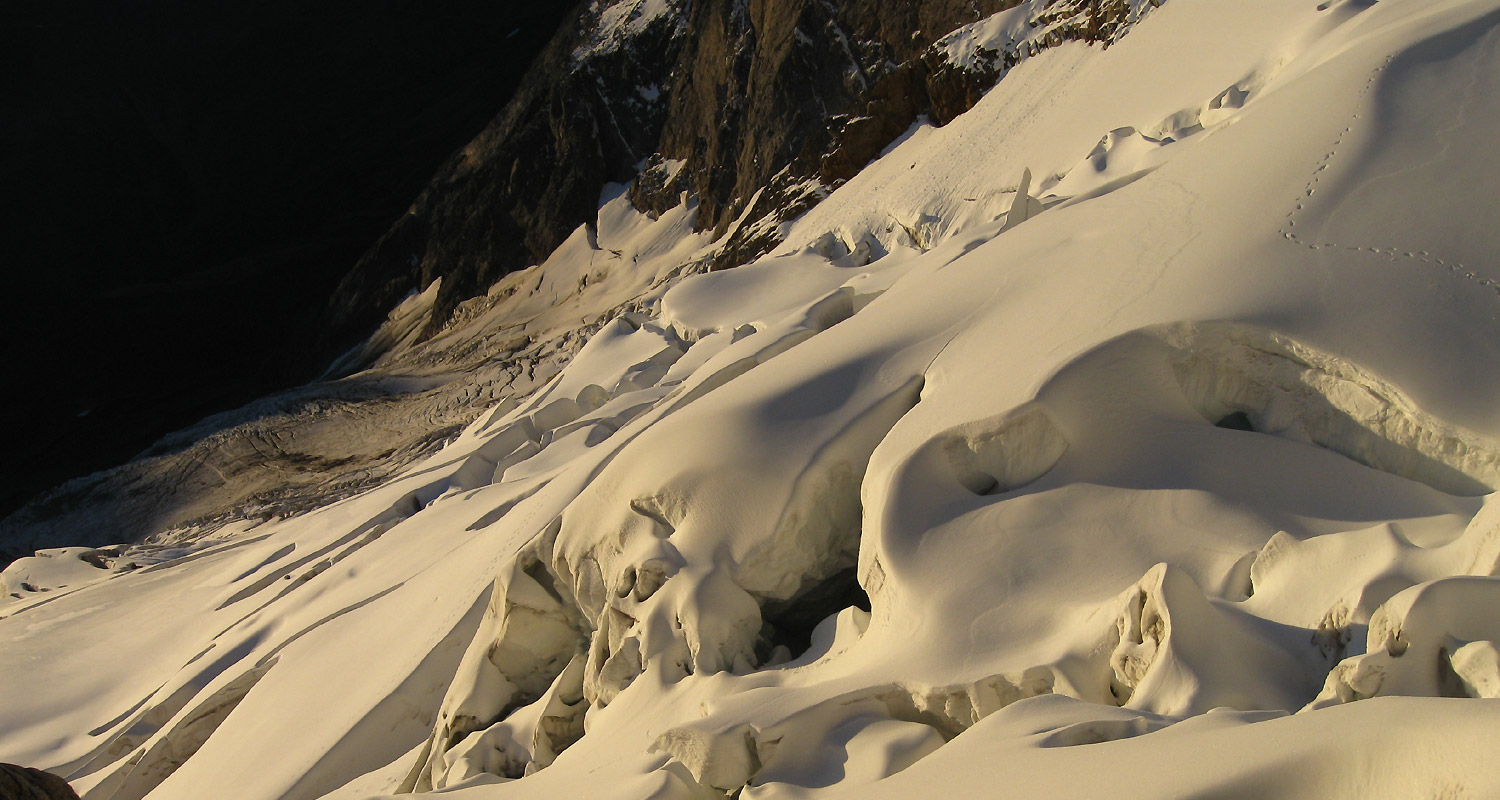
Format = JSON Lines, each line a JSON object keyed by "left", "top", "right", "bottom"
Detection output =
{"left": 327, "top": 0, "right": 1154, "bottom": 367}
{"left": 323, "top": 0, "right": 688, "bottom": 359}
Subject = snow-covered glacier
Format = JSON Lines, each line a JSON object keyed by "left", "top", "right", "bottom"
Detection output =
{"left": 8, "top": 0, "right": 1500, "bottom": 797}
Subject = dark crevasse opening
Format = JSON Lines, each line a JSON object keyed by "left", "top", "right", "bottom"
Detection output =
{"left": 1214, "top": 411, "right": 1255, "bottom": 431}
{"left": 756, "top": 567, "right": 872, "bottom": 662}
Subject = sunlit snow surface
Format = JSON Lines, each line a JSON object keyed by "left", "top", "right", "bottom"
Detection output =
{"left": 10, "top": 0, "right": 1500, "bottom": 797}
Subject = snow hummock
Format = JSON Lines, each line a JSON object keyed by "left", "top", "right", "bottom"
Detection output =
{"left": 10, "top": 1, "right": 1500, "bottom": 798}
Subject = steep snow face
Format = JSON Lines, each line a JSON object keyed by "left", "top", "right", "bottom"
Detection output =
{"left": 10, "top": 0, "right": 1500, "bottom": 798}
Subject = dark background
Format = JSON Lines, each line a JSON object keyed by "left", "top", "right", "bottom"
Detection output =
{"left": 0, "top": 0, "right": 574, "bottom": 519}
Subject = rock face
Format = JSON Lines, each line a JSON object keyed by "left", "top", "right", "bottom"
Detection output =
{"left": 649, "top": 0, "right": 1021, "bottom": 230}
{"left": 324, "top": 0, "right": 691, "bottom": 361}
{"left": 0, "top": 764, "right": 79, "bottom": 800}
{"left": 327, "top": 0, "right": 1159, "bottom": 368}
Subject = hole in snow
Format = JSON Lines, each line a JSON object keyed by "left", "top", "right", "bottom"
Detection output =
{"left": 1214, "top": 411, "right": 1255, "bottom": 431}
{"left": 757, "top": 567, "right": 871, "bottom": 663}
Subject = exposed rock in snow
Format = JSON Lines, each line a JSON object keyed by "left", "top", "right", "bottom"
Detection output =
{"left": 0, "top": 763, "right": 79, "bottom": 800}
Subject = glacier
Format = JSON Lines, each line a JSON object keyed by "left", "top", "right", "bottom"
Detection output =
{"left": 7, "top": 0, "right": 1500, "bottom": 797}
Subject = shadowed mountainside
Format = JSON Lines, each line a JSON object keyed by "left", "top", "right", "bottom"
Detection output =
{"left": 0, "top": 0, "right": 575, "bottom": 521}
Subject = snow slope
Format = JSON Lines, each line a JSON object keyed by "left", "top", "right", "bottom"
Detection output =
{"left": 8, "top": 0, "right": 1500, "bottom": 797}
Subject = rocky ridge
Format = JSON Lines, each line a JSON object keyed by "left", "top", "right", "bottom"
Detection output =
{"left": 329, "top": 0, "right": 1163, "bottom": 368}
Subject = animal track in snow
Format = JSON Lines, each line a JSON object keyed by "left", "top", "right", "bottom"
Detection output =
{"left": 1280, "top": 46, "right": 1500, "bottom": 301}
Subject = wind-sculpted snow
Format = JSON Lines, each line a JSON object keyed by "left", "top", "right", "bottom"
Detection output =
{"left": 10, "top": 0, "right": 1500, "bottom": 798}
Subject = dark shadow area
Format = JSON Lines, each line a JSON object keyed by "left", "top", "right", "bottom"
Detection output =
{"left": 0, "top": 762, "right": 79, "bottom": 799}
{"left": 0, "top": 0, "right": 576, "bottom": 519}
{"left": 1214, "top": 411, "right": 1256, "bottom": 431}
{"left": 758, "top": 567, "right": 872, "bottom": 661}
